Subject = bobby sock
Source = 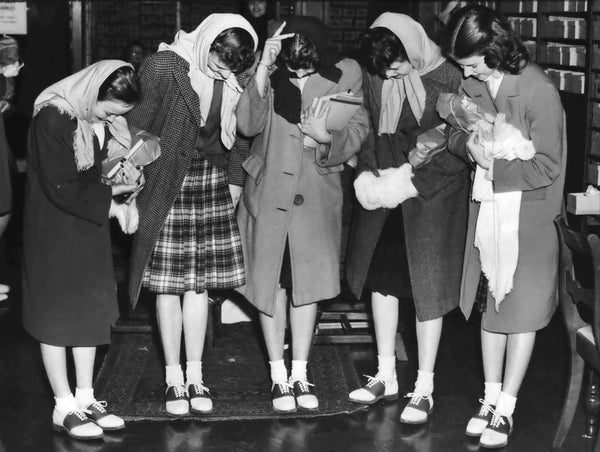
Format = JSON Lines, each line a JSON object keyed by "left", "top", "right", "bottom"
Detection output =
{"left": 495, "top": 392, "right": 517, "bottom": 418}
{"left": 186, "top": 361, "right": 203, "bottom": 385}
{"left": 165, "top": 364, "right": 184, "bottom": 387}
{"left": 290, "top": 360, "right": 308, "bottom": 382}
{"left": 414, "top": 370, "right": 434, "bottom": 397}
{"left": 377, "top": 355, "right": 396, "bottom": 381}
{"left": 269, "top": 359, "right": 288, "bottom": 384}
{"left": 484, "top": 382, "right": 502, "bottom": 405}
{"left": 75, "top": 387, "right": 95, "bottom": 407}
{"left": 55, "top": 394, "right": 78, "bottom": 413}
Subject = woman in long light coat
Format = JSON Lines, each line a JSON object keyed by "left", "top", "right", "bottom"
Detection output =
{"left": 236, "top": 16, "right": 368, "bottom": 413}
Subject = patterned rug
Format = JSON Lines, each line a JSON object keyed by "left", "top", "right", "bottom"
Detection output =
{"left": 95, "top": 323, "right": 366, "bottom": 421}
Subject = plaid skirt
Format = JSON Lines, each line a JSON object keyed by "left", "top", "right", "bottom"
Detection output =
{"left": 142, "top": 155, "right": 245, "bottom": 294}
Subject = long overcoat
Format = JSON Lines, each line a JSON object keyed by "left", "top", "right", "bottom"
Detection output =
{"left": 345, "top": 61, "right": 470, "bottom": 321}
{"left": 236, "top": 58, "right": 369, "bottom": 316}
{"left": 448, "top": 63, "right": 566, "bottom": 333}
{"left": 126, "top": 51, "right": 245, "bottom": 307}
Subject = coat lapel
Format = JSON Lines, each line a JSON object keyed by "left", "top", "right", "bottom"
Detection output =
{"left": 171, "top": 56, "right": 206, "bottom": 131}
{"left": 492, "top": 73, "right": 522, "bottom": 132}
{"left": 301, "top": 72, "right": 338, "bottom": 111}
{"left": 462, "top": 78, "right": 497, "bottom": 116}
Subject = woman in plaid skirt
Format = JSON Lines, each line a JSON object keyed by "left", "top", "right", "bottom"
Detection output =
{"left": 126, "top": 14, "right": 258, "bottom": 417}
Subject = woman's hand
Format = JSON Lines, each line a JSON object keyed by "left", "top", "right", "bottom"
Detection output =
{"left": 466, "top": 129, "right": 491, "bottom": 170}
{"left": 298, "top": 104, "right": 332, "bottom": 144}
{"left": 228, "top": 184, "right": 242, "bottom": 208}
{"left": 111, "top": 161, "right": 143, "bottom": 195}
{"left": 0, "top": 283, "right": 9, "bottom": 302}
{"left": 256, "top": 22, "right": 294, "bottom": 97}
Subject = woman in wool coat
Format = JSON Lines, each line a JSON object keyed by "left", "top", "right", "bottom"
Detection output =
{"left": 236, "top": 16, "right": 369, "bottom": 413}
{"left": 345, "top": 13, "right": 469, "bottom": 425}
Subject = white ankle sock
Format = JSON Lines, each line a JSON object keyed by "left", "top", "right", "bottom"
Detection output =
{"left": 291, "top": 360, "right": 308, "bottom": 382}
{"left": 484, "top": 382, "right": 502, "bottom": 405}
{"left": 186, "top": 361, "right": 203, "bottom": 385}
{"left": 55, "top": 394, "right": 78, "bottom": 413}
{"left": 377, "top": 355, "right": 396, "bottom": 381}
{"left": 75, "top": 387, "right": 95, "bottom": 407}
{"left": 165, "top": 365, "right": 184, "bottom": 387}
{"left": 495, "top": 392, "right": 517, "bottom": 418}
{"left": 414, "top": 370, "right": 434, "bottom": 397}
{"left": 269, "top": 359, "right": 288, "bottom": 384}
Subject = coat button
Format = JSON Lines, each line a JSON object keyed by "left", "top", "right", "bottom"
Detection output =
{"left": 293, "top": 194, "right": 304, "bottom": 206}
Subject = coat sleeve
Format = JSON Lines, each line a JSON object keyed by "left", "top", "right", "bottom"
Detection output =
{"left": 492, "top": 79, "right": 564, "bottom": 192}
{"left": 411, "top": 68, "right": 470, "bottom": 200}
{"left": 29, "top": 108, "right": 111, "bottom": 225}
{"left": 315, "top": 60, "right": 369, "bottom": 168}
{"left": 126, "top": 56, "right": 167, "bottom": 134}
{"left": 353, "top": 71, "right": 379, "bottom": 175}
{"left": 236, "top": 75, "right": 270, "bottom": 138}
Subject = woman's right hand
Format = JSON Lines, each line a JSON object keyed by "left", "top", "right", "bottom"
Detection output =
{"left": 111, "top": 161, "right": 142, "bottom": 195}
{"left": 259, "top": 22, "right": 295, "bottom": 68}
{"left": 466, "top": 129, "right": 491, "bottom": 170}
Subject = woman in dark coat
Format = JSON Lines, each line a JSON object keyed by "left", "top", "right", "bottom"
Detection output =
{"left": 236, "top": 17, "right": 368, "bottom": 413}
{"left": 126, "top": 14, "right": 257, "bottom": 417}
{"left": 444, "top": 6, "right": 566, "bottom": 448}
{"left": 23, "top": 60, "right": 141, "bottom": 440}
{"left": 345, "top": 13, "right": 469, "bottom": 425}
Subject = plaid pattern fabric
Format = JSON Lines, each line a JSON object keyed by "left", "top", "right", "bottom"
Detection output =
{"left": 475, "top": 272, "right": 488, "bottom": 313}
{"left": 142, "top": 155, "right": 245, "bottom": 294}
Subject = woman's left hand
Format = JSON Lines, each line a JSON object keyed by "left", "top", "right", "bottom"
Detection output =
{"left": 298, "top": 105, "right": 332, "bottom": 144}
{"left": 228, "top": 184, "right": 242, "bottom": 208}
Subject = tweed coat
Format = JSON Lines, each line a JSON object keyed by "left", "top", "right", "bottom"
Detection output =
{"left": 236, "top": 58, "right": 369, "bottom": 316}
{"left": 126, "top": 51, "right": 246, "bottom": 306}
{"left": 447, "top": 63, "right": 566, "bottom": 333}
{"left": 345, "top": 61, "right": 470, "bottom": 321}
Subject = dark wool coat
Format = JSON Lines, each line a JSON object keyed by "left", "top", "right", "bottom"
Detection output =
{"left": 22, "top": 106, "right": 118, "bottom": 346}
{"left": 448, "top": 63, "right": 566, "bottom": 333}
{"left": 345, "top": 61, "right": 470, "bottom": 321}
{"left": 126, "top": 51, "right": 246, "bottom": 307}
{"left": 236, "top": 58, "right": 369, "bottom": 316}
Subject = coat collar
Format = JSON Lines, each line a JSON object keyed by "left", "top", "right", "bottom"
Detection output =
{"left": 461, "top": 72, "right": 520, "bottom": 116}
{"left": 300, "top": 70, "right": 338, "bottom": 109}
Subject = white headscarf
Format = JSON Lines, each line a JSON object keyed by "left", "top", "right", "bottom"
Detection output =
{"left": 158, "top": 13, "right": 258, "bottom": 149}
{"left": 370, "top": 13, "right": 445, "bottom": 134}
{"left": 33, "top": 60, "right": 133, "bottom": 171}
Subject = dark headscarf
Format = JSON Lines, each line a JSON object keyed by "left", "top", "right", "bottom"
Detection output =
{"left": 270, "top": 16, "right": 342, "bottom": 124}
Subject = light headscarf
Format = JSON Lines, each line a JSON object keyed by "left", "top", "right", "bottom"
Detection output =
{"left": 33, "top": 60, "right": 133, "bottom": 172}
{"left": 158, "top": 13, "right": 258, "bottom": 149}
{"left": 370, "top": 13, "right": 445, "bottom": 134}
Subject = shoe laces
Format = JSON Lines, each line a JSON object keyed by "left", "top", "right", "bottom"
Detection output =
{"left": 89, "top": 400, "right": 108, "bottom": 414}
{"left": 171, "top": 385, "right": 186, "bottom": 398}
{"left": 363, "top": 374, "right": 384, "bottom": 388}
{"left": 488, "top": 407, "right": 507, "bottom": 429}
{"left": 273, "top": 382, "right": 293, "bottom": 394}
{"left": 190, "top": 383, "right": 210, "bottom": 395}
{"left": 69, "top": 408, "right": 92, "bottom": 421}
{"left": 477, "top": 398, "right": 493, "bottom": 417}
{"left": 405, "top": 392, "right": 428, "bottom": 406}
{"left": 293, "top": 380, "right": 314, "bottom": 392}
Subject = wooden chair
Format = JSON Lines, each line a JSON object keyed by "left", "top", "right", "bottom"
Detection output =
{"left": 553, "top": 215, "right": 600, "bottom": 451}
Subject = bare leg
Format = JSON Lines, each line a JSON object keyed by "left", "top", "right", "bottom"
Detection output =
{"left": 182, "top": 290, "right": 209, "bottom": 362}
{"left": 371, "top": 292, "right": 399, "bottom": 357}
{"left": 72, "top": 346, "right": 96, "bottom": 390}
{"left": 502, "top": 332, "right": 536, "bottom": 396}
{"left": 40, "top": 343, "right": 71, "bottom": 398}
{"left": 156, "top": 294, "right": 183, "bottom": 366}
{"left": 416, "top": 317, "right": 443, "bottom": 373}
{"left": 259, "top": 287, "right": 288, "bottom": 361}
{"left": 481, "top": 329, "right": 507, "bottom": 383}
{"left": 289, "top": 302, "right": 318, "bottom": 361}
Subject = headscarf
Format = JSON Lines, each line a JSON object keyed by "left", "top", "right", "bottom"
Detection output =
{"left": 370, "top": 13, "right": 445, "bottom": 134}
{"left": 271, "top": 15, "right": 342, "bottom": 124}
{"left": 33, "top": 60, "right": 133, "bottom": 172}
{"left": 158, "top": 13, "right": 258, "bottom": 149}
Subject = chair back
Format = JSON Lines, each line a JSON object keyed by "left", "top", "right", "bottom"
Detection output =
{"left": 554, "top": 215, "right": 600, "bottom": 349}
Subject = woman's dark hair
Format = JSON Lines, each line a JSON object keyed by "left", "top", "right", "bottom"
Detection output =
{"left": 97, "top": 66, "right": 141, "bottom": 105}
{"left": 355, "top": 27, "right": 408, "bottom": 78}
{"left": 210, "top": 27, "right": 256, "bottom": 74}
{"left": 278, "top": 34, "right": 321, "bottom": 72}
{"left": 444, "top": 4, "right": 528, "bottom": 74}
